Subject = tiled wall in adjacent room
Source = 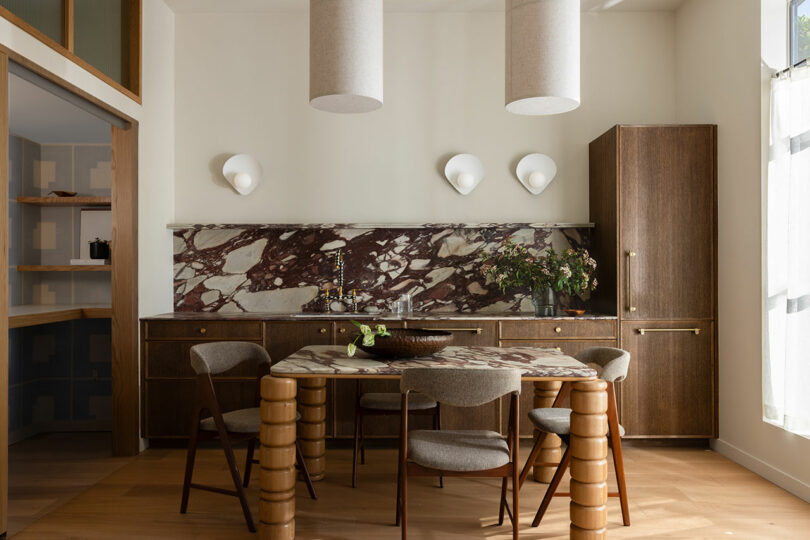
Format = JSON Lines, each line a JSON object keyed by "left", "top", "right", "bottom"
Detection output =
{"left": 173, "top": 224, "right": 593, "bottom": 313}
{"left": 7, "top": 135, "right": 112, "bottom": 442}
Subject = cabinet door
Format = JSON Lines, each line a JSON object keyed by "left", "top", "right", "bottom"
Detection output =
{"left": 619, "top": 126, "right": 716, "bottom": 320}
{"left": 498, "top": 339, "right": 617, "bottom": 436}
{"left": 408, "top": 320, "right": 500, "bottom": 431}
{"left": 619, "top": 321, "right": 714, "bottom": 437}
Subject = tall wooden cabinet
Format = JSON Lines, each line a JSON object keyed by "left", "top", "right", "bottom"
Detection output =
{"left": 590, "top": 125, "right": 718, "bottom": 438}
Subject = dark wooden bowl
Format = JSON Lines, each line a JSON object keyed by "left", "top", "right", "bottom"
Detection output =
{"left": 356, "top": 328, "right": 453, "bottom": 359}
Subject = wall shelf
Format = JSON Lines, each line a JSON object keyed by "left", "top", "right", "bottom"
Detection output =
{"left": 16, "top": 196, "right": 111, "bottom": 207}
{"left": 17, "top": 265, "right": 111, "bottom": 272}
{"left": 9, "top": 304, "right": 112, "bottom": 329}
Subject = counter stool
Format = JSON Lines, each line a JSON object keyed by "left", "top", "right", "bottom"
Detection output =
{"left": 353, "top": 383, "right": 441, "bottom": 488}
{"left": 513, "top": 347, "right": 631, "bottom": 528}
{"left": 179, "top": 341, "right": 316, "bottom": 533}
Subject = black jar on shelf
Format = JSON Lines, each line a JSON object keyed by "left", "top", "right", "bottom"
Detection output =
{"left": 89, "top": 238, "right": 110, "bottom": 260}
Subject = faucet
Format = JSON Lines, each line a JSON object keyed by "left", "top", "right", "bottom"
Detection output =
{"left": 319, "top": 249, "right": 359, "bottom": 313}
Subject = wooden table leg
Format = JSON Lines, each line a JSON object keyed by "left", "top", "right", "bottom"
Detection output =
{"left": 259, "top": 376, "right": 297, "bottom": 540}
{"left": 532, "top": 381, "right": 562, "bottom": 483}
{"left": 569, "top": 380, "right": 608, "bottom": 540}
{"left": 298, "top": 377, "right": 327, "bottom": 481}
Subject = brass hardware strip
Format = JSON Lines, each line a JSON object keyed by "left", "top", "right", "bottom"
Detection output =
{"left": 626, "top": 251, "right": 636, "bottom": 312}
{"left": 637, "top": 328, "right": 700, "bottom": 336}
{"left": 413, "top": 327, "right": 483, "bottom": 335}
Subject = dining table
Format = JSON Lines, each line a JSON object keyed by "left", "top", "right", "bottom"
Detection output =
{"left": 259, "top": 345, "right": 609, "bottom": 539}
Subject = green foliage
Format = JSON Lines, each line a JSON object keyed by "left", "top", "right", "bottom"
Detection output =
{"left": 480, "top": 239, "right": 598, "bottom": 296}
{"left": 346, "top": 321, "right": 391, "bottom": 357}
{"left": 799, "top": 14, "right": 810, "bottom": 63}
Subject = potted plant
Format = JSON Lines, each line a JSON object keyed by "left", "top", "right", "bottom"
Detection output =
{"left": 480, "top": 240, "right": 597, "bottom": 316}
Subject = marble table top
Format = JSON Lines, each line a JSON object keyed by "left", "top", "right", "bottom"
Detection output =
{"left": 271, "top": 345, "right": 598, "bottom": 381}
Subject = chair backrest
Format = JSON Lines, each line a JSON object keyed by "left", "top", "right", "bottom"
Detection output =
{"left": 400, "top": 368, "right": 521, "bottom": 407}
{"left": 575, "top": 347, "right": 630, "bottom": 383}
{"left": 190, "top": 341, "right": 271, "bottom": 376}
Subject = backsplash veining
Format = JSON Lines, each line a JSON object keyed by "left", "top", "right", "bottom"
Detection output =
{"left": 173, "top": 224, "right": 591, "bottom": 313}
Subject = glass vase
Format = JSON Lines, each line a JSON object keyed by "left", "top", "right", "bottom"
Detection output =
{"left": 531, "top": 287, "right": 557, "bottom": 317}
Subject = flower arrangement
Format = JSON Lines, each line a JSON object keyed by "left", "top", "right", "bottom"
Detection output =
{"left": 346, "top": 320, "right": 391, "bottom": 357}
{"left": 480, "top": 240, "right": 598, "bottom": 297}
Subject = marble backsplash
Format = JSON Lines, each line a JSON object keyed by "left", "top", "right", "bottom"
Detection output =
{"left": 173, "top": 224, "right": 592, "bottom": 313}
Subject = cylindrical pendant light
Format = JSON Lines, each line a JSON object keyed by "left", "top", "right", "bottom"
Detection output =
{"left": 505, "top": 0, "right": 580, "bottom": 115}
{"left": 310, "top": 0, "right": 383, "bottom": 114}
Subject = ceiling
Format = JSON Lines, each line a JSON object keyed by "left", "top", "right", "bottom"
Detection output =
{"left": 8, "top": 73, "right": 111, "bottom": 144}
{"left": 166, "top": 0, "right": 685, "bottom": 13}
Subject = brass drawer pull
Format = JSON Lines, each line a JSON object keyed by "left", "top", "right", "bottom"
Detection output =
{"left": 413, "top": 327, "right": 483, "bottom": 335}
{"left": 626, "top": 251, "right": 637, "bottom": 313}
{"left": 555, "top": 327, "right": 562, "bottom": 333}
{"left": 199, "top": 328, "right": 207, "bottom": 335}
{"left": 637, "top": 328, "right": 700, "bottom": 336}
{"left": 319, "top": 328, "right": 328, "bottom": 334}
{"left": 339, "top": 328, "right": 347, "bottom": 334}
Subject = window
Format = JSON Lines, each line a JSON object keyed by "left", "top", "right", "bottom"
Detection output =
{"left": 0, "top": 0, "right": 140, "bottom": 100}
{"left": 790, "top": 0, "right": 810, "bottom": 65}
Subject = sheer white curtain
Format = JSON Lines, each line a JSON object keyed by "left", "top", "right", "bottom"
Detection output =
{"left": 764, "top": 67, "right": 810, "bottom": 438}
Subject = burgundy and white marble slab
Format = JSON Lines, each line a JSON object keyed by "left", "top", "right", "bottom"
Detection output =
{"left": 173, "top": 223, "right": 592, "bottom": 314}
{"left": 142, "top": 311, "right": 616, "bottom": 321}
{"left": 271, "top": 345, "right": 598, "bottom": 380}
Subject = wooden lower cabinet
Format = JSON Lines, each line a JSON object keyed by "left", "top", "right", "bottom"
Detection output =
{"left": 499, "top": 339, "right": 617, "bottom": 436}
{"left": 619, "top": 321, "right": 715, "bottom": 437}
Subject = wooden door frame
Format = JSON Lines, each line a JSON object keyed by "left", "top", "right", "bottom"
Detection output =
{"left": 0, "top": 46, "right": 140, "bottom": 534}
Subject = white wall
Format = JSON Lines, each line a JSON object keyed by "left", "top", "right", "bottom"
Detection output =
{"left": 173, "top": 10, "right": 676, "bottom": 224}
{"left": 676, "top": 0, "right": 810, "bottom": 502}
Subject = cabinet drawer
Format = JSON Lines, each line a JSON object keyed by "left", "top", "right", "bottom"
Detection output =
{"left": 145, "top": 340, "right": 264, "bottom": 379}
{"left": 405, "top": 320, "right": 497, "bottom": 346}
{"left": 334, "top": 320, "right": 405, "bottom": 345}
{"left": 499, "top": 319, "right": 616, "bottom": 340}
{"left": 145, "top": 320, "right": 262, "bottom": 340}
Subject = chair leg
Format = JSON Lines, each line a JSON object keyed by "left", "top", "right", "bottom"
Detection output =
{"left": 395, "top": 453, "right": 402, "bottom": 526}
{"left": 401, "top": 464, "right": 408, "bottom": 540}
{"left": 352, "top": 410, "right": 361, "bottom": 488}
{"left": 219, "top": 429, "right": 256, "bottom": 532}
{"left": 531, "top": 445, "right": 571, "bottom": 528}
{"left": 179, "top": 423, "right": 199, "bottom": 514}
{"left": 433, "top": 410, "right": 443, "bottom": 488}
{"left": 607, "top": 385, "right": 630, "bottom": 526}
{"left": 512, "top": 462, "right": 519, "bottom": 540}
{"left": 498, "top": 477, "right": 508, "bottom": 526}
{"left": 243, "top": 438, "right": 256, "bottom": 488}
{"left": 359, "top": 417, "right": 366, "bottom": 465}
{"left": 519, "top": 430, "right": 549, "bottom": 488}
{"left": 296, "top": 439, "right": 318, "bottom": 500}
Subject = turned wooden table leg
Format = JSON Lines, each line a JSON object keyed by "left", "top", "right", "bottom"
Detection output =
{"left": 297, "top": 377, "right": 327, "bottom": 481}
{"left": 259, "top": 376, "right": 297, "bottom": 540}
{"left": 533, "top": 381, "right": 563, "bottom": 483}
{"left": 569, "top": 380, "right": 608, "bottom": 540}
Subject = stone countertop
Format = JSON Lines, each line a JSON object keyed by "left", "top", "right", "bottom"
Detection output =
{"left": 142, "top": 311, "right": 617, "bottom": 321}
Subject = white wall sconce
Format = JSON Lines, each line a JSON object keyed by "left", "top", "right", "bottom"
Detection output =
{"left": 222, "top": 154, "right": 263, "bottom": 196}
{"left": 516, "top": 153, "right": 557, "bottom": 195}
{"left": 444, "top": 154, "right": 484, "bottom": 195}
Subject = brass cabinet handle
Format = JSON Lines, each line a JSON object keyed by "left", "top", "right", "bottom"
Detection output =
{"left": 626, "top": 251, "right": 637, "bottom": 312}
{"left": 339, "top": 328, "right": 346, "bottom": 334}
{"left": 555, "top": 347, "right": 562, "bottom": 351}
{"left": 555, "top": 326, "right": 562, "bottom": 333}
{"left": 199, "top": 328, "right": 207, "bottom": 335}
{"left": 319, "top": 327, "right": 327, "bottom": 334}
{"left": 637, "top": 328, "right": 700, "bottom": 336}
{"left": 413, "top": 327, "right": 483, "bottom": 335}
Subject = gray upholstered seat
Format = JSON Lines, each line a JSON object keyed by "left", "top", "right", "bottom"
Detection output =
{"left": 528, "top": 407, "right": 625, "bottom": 437}
{"left": 190, "top": 341, "right": 271, "bottom": 375}
{"left": 359, "top": 392, "right": 437, "bottom": 411}
{"left": 407, "top": 429, "right": 509, "bottom": 471}
{"left": 200, "top": 409, "right": 301, "bottom": 433}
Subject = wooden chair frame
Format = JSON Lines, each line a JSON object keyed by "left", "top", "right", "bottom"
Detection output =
{"left": 352, "top": 381, "right": 442, "bottom": 488}
{"left": 179, "top": 365, "right": 317, "bottom": 533}
{"left": 397, "top": 391, "right": 520, "bottom": 540}
{"left": 515, "top": 381, "right": 630, "bottom": 528}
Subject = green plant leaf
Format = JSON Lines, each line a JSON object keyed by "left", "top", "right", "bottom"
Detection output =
{"left": 362, "top": 334, "right": 375, "bottom": 347}
{"left": 359, "top": 324, "right": 372, "bottom": 336}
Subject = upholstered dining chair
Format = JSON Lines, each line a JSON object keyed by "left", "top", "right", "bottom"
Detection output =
{"left": 396, "top": 368, "right": 522, "bottom": 540}
{"left": 352, "top": 383, "right": 441, "bottom": 488}
{"left": 513, "top": 347, "right": 631, "bottom": 528}
{"left": 179, "top": 341, "right": 316, "bottom": 533}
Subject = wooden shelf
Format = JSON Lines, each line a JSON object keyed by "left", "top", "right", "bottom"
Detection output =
{"left": 16, "top": 196, "right": 111, "bottom": 207}
{"left": 9, "top": 304, "right": 112, "bottom": 329}
{"left": 17, "top": 265, "right": 111, "bottom": 272}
